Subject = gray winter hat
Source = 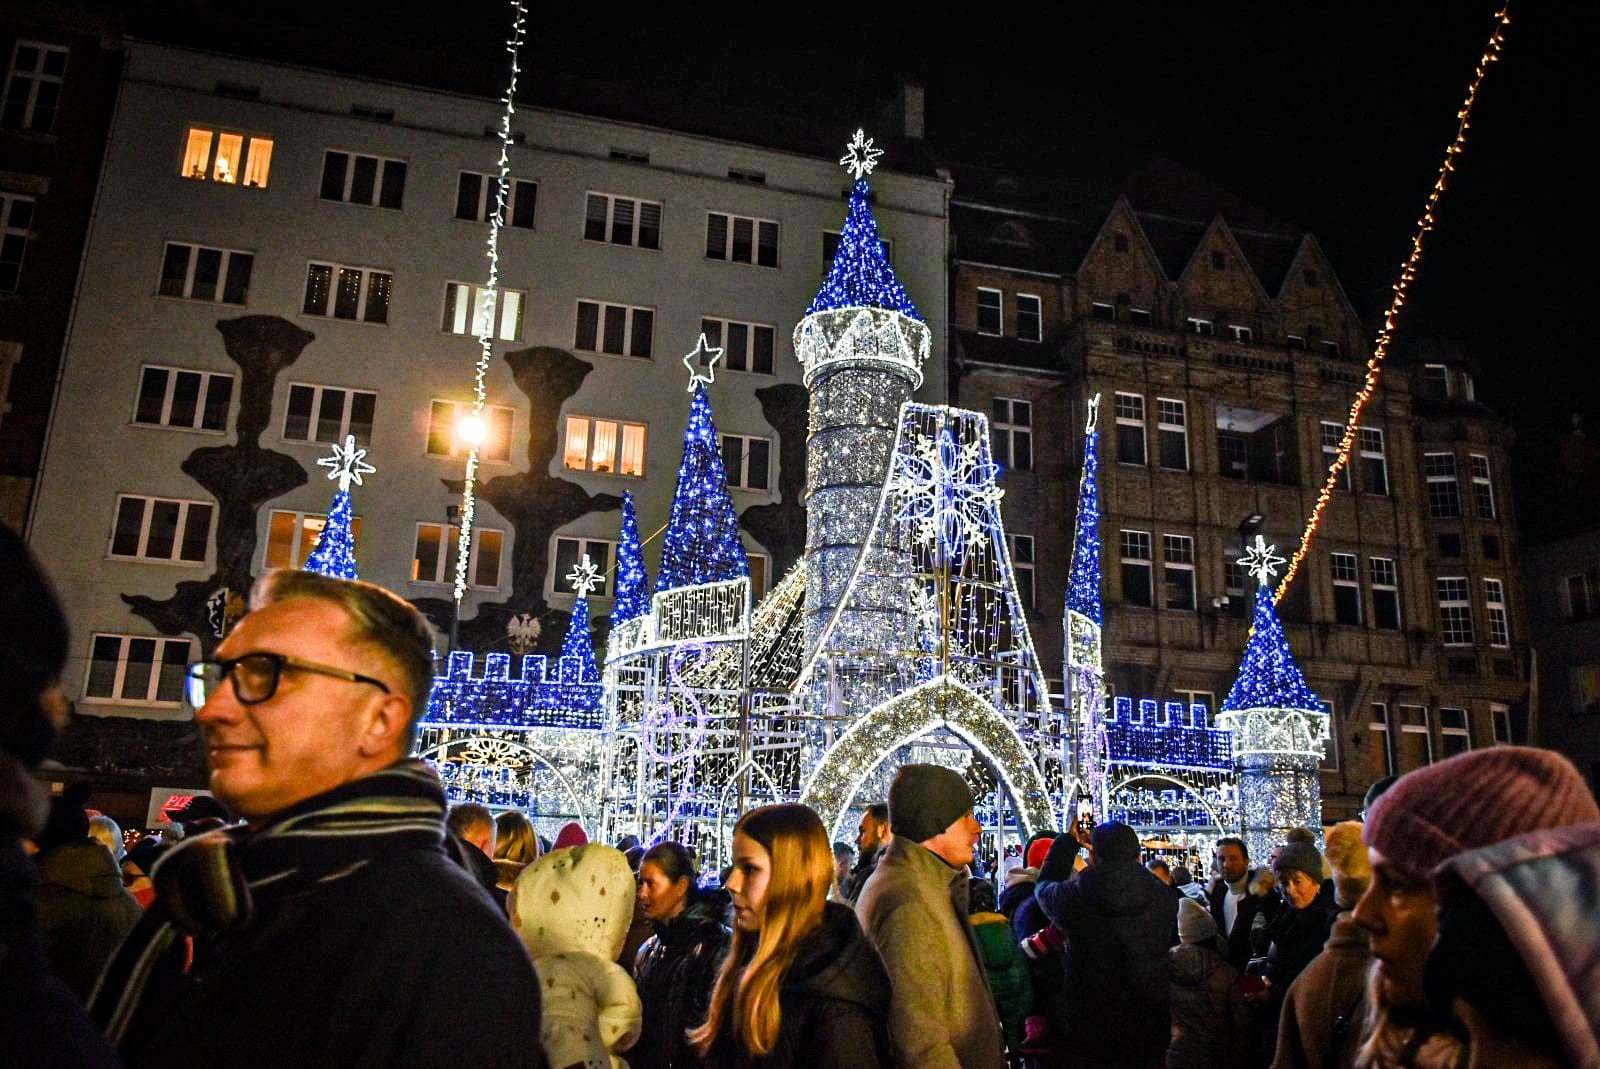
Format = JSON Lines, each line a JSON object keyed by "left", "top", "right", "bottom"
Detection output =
{"left": 1273, "top": 839, "right": 1326, "bottom": 886}
{"left": 1177, "top": 897, "right": 1217, "bottom": 945}
{"left": 888, "top": 764, "right": 973, "bottom": 845}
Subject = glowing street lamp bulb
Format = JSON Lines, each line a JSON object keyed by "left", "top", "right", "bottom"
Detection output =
{"left": 458, "top": 413, "right": 486, "bottom": 446}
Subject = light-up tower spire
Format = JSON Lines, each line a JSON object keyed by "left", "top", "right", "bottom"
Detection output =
{"left": 1217, "top": 535, "right": 1330, "bottom": 859}
{"left": 1064, "top": 395, "right": 1108, "bottom": 819}
{"left": 797, "top": 130, "right": 932, "bottom": 649}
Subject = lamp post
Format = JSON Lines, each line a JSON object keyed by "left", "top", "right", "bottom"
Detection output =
{"left": 447, "top": 503, "right": 462, "bottom": 652}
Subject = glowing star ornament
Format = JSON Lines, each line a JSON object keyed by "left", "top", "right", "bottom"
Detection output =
{"left": 1239, "top": 535, "right": 1287, "bottom": 589}
{"left": 303, "top": 435, "right": 373, "bottom": 581}
{"left": 567, "top": 554, "right": 602, "bottom": 598}
{"left": 317, "top": 434, "right": 375, "bottom": 493}
{"left": 839, "top": 128, "right": 883, "bottom": 181}
{"left": 681, "top": 333, "right": 724, "bottom": 392}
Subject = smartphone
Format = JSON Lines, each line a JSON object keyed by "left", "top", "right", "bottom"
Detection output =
{"left": 1075, "top": 801, "right": 1094, "bottom": 836}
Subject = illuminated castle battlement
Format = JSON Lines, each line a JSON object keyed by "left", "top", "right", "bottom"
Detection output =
{"left": 1106, "top": 697, "right": 1234, "bottom": 774}
{"left": 424, "top": 649, "right": 603, "bottom": 729}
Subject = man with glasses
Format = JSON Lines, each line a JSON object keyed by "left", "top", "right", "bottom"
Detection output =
{"left": 90, "top": 569, "right": 545, "bottom": 1067}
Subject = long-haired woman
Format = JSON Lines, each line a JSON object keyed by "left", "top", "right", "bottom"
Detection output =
{"left": 492, "top": 810, "right": 539, "bottom": 897}
{"left": 689, "top": 804, "right": 890, "bottom": 1067}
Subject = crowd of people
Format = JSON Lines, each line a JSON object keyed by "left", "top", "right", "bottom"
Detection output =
{"left": 4, "top": 526, "right": 1599, "bottom": 1068}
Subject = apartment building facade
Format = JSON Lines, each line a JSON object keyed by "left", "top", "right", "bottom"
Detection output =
{"left": 950, "top": 163, "right": 1530, "bottom": 819}
{"left": 27, "top": 40, "right": 949, "bottom": 783}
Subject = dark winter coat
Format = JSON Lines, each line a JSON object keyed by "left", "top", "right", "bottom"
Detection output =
{"left": 1167, "top": 942, "right": 1249, "bottom": 1069}
{"left": 841, "top": 842, "right": 885, "bottom": 904}
{"left": 1271, "top": 909, "right": 1368, "bottom": 1069}
{"left": 970, "top": 911, "right": 1033, "bottom": 1054}
{"left": 1261, "top": 882, "right": 1336, "bottom": 994}
{"left": 997, "top": 871, "right": 1036, "bottom": 923}
{"left": 1037, "top": 857, "right": 1179, "bottom": 1064}
{"left": 33, "top": 839, "right": 142, "bottom": 1001}
{"left": 700, "top": 900, "right": 891, "bottom": 1069}
{"left": 632, "top": 896, "right": 731, "bottom": 1069}
{"left": 1013, "top": 840, "right": 1074, "bottom": 1059}
{"left": 1206, "top": 871, "right": 1281, "bottom": 972}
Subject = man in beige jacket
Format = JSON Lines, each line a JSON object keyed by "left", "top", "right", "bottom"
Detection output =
{"left": 855, "top": 764, "right": 1006, "bottom": 1069}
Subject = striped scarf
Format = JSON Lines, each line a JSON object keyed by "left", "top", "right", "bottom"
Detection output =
{"left": 89, "top": 760, "right": 447, "bottom": 1047}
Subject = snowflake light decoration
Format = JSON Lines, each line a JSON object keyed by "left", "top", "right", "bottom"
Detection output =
{"left": 566, "top": 554, "right": 602, "bottom": 597}
{"left": 839, "top": 128, "right": 883, "bottom": 180}
{"left": 681, "top": 333, "right": 724, "bottom": 393}
{"left": 317, "top": 434, "right": 376, "bottom": 493}
{"left": 1239, "top": 534, "right": 1286, "bottom": 588}
{"left": 892, "top": 427, "right": 1004, "bottom": 560}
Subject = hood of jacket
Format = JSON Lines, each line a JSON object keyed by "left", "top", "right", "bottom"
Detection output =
{"left": 652, "top": 894, "right": 727, "bottom": 949}
{"left": 36, "top": 839, "right": 125, "bottom": 898}
{"left": 510, "top": 843, "right": 634, "bottom": 959}
{"left": 1074, "top": 859, "right": 1171, "bottom": 917}
{"left": 784, "top": 900, "right": 890, "bottom": 1017}
{"left": 997, "top": 873, "right": 1036, "bottom": 916}
{"left": 1168, "top": 941, "right": 1224, "bottom": 987}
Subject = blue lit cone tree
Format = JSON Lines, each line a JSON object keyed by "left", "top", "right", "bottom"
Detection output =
{"left": 1064, "top": 395, "right": 1109, "bottom": 815}
{"left": 611, "top": 489, "right": 650, "bottom": 625}
{"left": 1217, "top": 535, "right": 1330, "bottom": 859}
{"left": 303, "top": 434, "right": 374, "bottom": 581}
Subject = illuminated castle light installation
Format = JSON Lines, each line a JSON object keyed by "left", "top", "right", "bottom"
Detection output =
{"left": 1063, "top": 395, "right": 1108, "bottom": 814}
{"left": 1217, "top": 535, "right": 1330, "bottom": 860}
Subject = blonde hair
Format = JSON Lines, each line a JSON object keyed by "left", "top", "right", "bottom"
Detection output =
{"left": 494, "top": 810, "right": 540, "bottom": 864}
{"left": 689, "top": 804, "right": 832, "bottom": 1058}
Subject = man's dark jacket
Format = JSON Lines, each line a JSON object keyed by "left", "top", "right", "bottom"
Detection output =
{"left": 842, "top": 841, "right": 885, "bottom": 904}
{"left": 1206, "top": 870, "right": 1282, "bottom": 972}
{"left": 1036, "top": 852, "right": 1178, "bottom": 1064}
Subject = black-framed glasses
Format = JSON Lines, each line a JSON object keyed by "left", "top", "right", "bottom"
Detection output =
{"left": 184, "top": 653, "right": 390, "bottom": 709}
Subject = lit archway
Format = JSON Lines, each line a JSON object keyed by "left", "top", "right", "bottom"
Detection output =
{"left": 418, "top": 735, "right": 592, "bottom": 829}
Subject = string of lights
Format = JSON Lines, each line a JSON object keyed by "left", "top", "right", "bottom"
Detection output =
{"left": 1275, "top": 6, "right": 1513, "bottom": 603}
{"left": 452, "top": 0, "right": 528, "bottom": 607}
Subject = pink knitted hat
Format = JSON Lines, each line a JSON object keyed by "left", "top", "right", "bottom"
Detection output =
{"left": 1364, "top": 746, "right": 1599, "bottom": 880}
{"left": 552, "top": 821, "right": 589, "bottom": 850}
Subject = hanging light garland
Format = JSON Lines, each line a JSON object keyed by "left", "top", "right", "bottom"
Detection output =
{"left": 452, "top": 0, "right": 528, "bottom": 607}
{"left": 1275, "top": 6, "right": 1513, "bottom": 603}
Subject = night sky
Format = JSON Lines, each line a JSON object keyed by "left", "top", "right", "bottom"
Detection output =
{"left": 154, "top": 1, "right": 1590, "bottom": 535}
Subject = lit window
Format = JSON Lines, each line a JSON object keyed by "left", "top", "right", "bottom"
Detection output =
{"left": 1331, "top": 552, "right": 1361, "bottom": 626}
{"left": 133, "top": 366, "right": 233, "bottom": 432}
{"left": 180, "top": 126, "right": 273, "bottom": 187}
{"left": 552, "top": 536, "right": 615, "bottom": 598}
{"left": 1423, "top": 452, "right": 1461, "bottom": 519}
{"left": 747, "top": 553, "right": 769, "bottom": 597}
{"left": 427, "top": 401, "right": 513, "bottom": 463}
{"left": 575, "top": 300, "right": 653, "bottom": 358}
{"left": 1010, "top": 534, "right": 1035, "bottom": 609}
{"left": 0, "top": 193, "right": 36, "bottom": 293}
{"left": 282, "top": 383, "right": 376, "bottom": 446}
{"left": 1437, "top": 576, "right": 1473, "bottom": 646}
{"left": 1370, "top": 557, "right": 1401, "bottom": 630}
{"left": 721, "top": 433, "right": 771, "bottom": 491}
{"left": 410, "top": 522, "right": 504, "bottom": 588}
{"left": 159, "top": 242, "right": 254, "bottom": 305}
{"left": 1469, "top": 454, "right": 1495, "bottom": 519}
{"left": 264, "top": 509, "right": 363, "bottom": 570}
{"left": 564, "top": 415, "right": 646, "bottom": 477}
{"left": 991, "top": 399, "right": 1032, "bottom": 472}
{"left": 1156, "top": 398, "right": 1188, "bottom": 471}
{"left": 1484, "top": 578, "right": 1509, "bottom": 647}
{"left": 1114, "top": 392, "right": 1145, "bottom": 466}
{"left": 1120, "top": 530, "right": 1153, "bottom": 608}
{"left": 700, "top": 317, "right": 776, "bottom": 375}
{"left": 706, "top": 212, "right": 779, "bottom": 267}
{"left": 1162, "top": 534, "right": 1196, "bottom": 611}
{"left": 83, "top": 634, "right": 189, "bottom": 706}
{"left": 108, "top": 494, "right": 213, "bottom": 564}
{"left": 302, "top": 262, "right": 391, "bottom": 323}
{"left": 319, "top": 150, "right": 406, "bottom": 209}
{"left": 454, "top": 171, "right": 536, "bottom": 228}
{"left": 442, "top": 282, "right": 525, "bottom": 341}
{"left": 1016, "top": 294, "right": 1042, "bottom": 342}
{"left": 1, "top": 41, "right": 67, "bottom": 133}
{"left": 976, "top": 288, "right": 1002, "bottom": 335}
{"left": 584, "top": 192, "right": 661, "bottom": 250}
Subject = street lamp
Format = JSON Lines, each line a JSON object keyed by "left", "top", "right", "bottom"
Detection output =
{"left": 446, "top": 503, "right": 463, "bottom": 652}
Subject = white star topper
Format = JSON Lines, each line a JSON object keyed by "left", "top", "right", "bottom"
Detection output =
{"left": 840, "top": 128, "right": 883, "bottom": 181}
{"left": 567, "top": 554, "right": 602, "bottom": 598}
{"left": 317, "top": 434, "right": 375, "bottom": 493}
{"left": 682, "top": 333, "right": 724, "bottom": 393}
{"left": 1239, "top": 534, "right": 1286, "bottom": 588}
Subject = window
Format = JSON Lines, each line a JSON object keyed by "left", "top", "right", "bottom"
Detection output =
{"left": 1490, "top": 703, "right": 1512, "bottom": 744}
{"left": 728, "top": 168, "right": 765, "bottom": 184}
{"left": 563, "top": 415, "right": 646, "bottom": 477}
{"left": 1439, "top": 708, "right": 1471, "bottom": 758}
{"left": 264, "top": 509, "right": 363, "bottom": 569}
{"left": 721, "top": 434, "right": 771, "bottom": 491}
{"left": 1423, "top": 453, "right": 1460, "bottom": 519}
{"left": 1009, "top": 534, "right": 1036, "bottom": 609}
{"left": 83, "top": 634, "right": 188, "bottom": 706}
{"left": 1437, "top": 533, "right": 1462, "bottom": 559}
{"left": 1319, "top": 700, "right": 1340, "bottom": 771}
{"left": 584, "top": 193, "right": 661, "bottom": 250}
{"left": 1, "top": 194, "right": 35, "bottom": 293}
{"left": 159, "top": 242, "right": 253, "bottom": 305}
{"left": 1358, "top": 427, "right": 1388, "bottom": 495}
{"left": 1223, "top": 558, "right": 1249, "bottom": 618}
{"left": 1016, "top": 294, "right": 1042, "bottom": 342}
{"left": 1321, "top": 340, "right": 1343, "bottom": 357}
{"left": 428, "top": 401, "right": 513, "bottom": 463}
{"left": 1574, "top": 667, "right": 1600, "bottom": 714}
{"left": 575, "top": 300, "right": 653, "bottom": 358}
{"left": 976, "top": 288, "right": 1002, "bottom": 335}
{"left": 1331, "top": 552, "right": 1361, "bottom": 626}
{"left": 180, "top": 127, "right": 273, "bottom": 187}
{"left": 411, "top": 522, "right": 504, "bottom": 588}
{"left": 1319, "top": 421, "right": 1352, "bottom": 491}
{"left": 2, "top": 41, "right": 66, "bottom": 133}
{"left": 1561, "top": 570, "right": 1599, "bottom": 621}
{"left": 1127, "top": 307, "right": 1153, "bottom": 327}
{"left": 1156, "top": 398, "right": 1188, "bottom": 471}
{"left": 0, "top": 342, "right": 18, "bottom": 431}
{"left": 706, "top": 212, "right": 779, "bottom": 267}
{"left": 1114, "top": 392, "right": 1146, "bottom": 465}
{"left": 1090, "top": 301, "right": 1115, "bottom": 321}
{"left": 319, "top": 150, "right": 406, "bottom": 209}
{"left": 1369, "top": 703, "right": 1395, "bottom": 777}
{"left": 745, "top": 553, "right": 769, "bottom": 597}
{"left": 1287, "top": 334, "right": 1307, "bottom": 350}
{"left": 1371, "top": 557, "right": 1401, "bottom": 630}
{"left": 1469, "top": 454, "right": 1495, "bottom": 519}
{"left": 1438, "top": 577, "right": 1473, "bottom": 645}
{"left": 1484, "top": 578, "right": 1509, "bottom": 647}
{"left": 442, "top": 282, "right": 525, "bottom": 341}
{"left": 1120, "top": 530, "right": 1153, "bottom": 607}
{"left": 1226, "top": 324, "right": 1253, "bottom": 343}
{"left": 1398, "top": 705, "right": 1432, "bottom": 769}
{"left": 991, "top": 399, "right": 1033, "bottom": 472}
{"left": 1162, "top": 534, "right": 1196, "bottom": 611}
{"left": 133, "top": 366, "right": 233, "bottom": 432}
{"left": 1185, "top": 317, "right": 1214, "bottom": 336}
{"left": 108, "top": 495, "right": 213, "bottom": 564}
{"left": 609, "top": 147, "right": 648, "bottom": 164}
{"left": 700, "top": 317, "right": 775, "bottom": 375}
{"left": 1422, "top": 363, "right": 1449, "bottom": 400}
{"left": 552, "top": 537, "right": 615, "bottom": 598}
{"left": 283, "top": 383, "right": 376, "bottom": 446}
{"left": 302, "top": 262, "right": 391, "bottom": 323}
{"left": 454, "top": 172, "right": 536, "bottom": 228}
{"left": 822, "top": 230, "right": 890, "bottom": 266}
{"left": 1482, "top": 534, "right": 1501, "bottom": 560}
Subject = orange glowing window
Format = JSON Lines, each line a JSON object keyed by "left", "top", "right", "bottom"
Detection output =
{"left": 180, "top": 127, "right": 272, "bottom": 187}
{"left": 183, "top": 126, "right": 213, "bottom": 179}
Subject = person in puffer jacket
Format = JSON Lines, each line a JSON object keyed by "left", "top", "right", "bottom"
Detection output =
{"left": 510, "top": 844, "right": 642, "bottom": 1069}
{"left": 967, "top": 877, "right": 1033, "bottom": 1056}
{"left": 1168, "top": 898, "right": 1248, "bottom": 1069}
{"left": 632, "top": 841, "right": 730, "bottom": 1069}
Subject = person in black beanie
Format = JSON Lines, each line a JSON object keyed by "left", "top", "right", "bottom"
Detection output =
{"left": 0, "top": 523, "right": 122, "bottom": 1066}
